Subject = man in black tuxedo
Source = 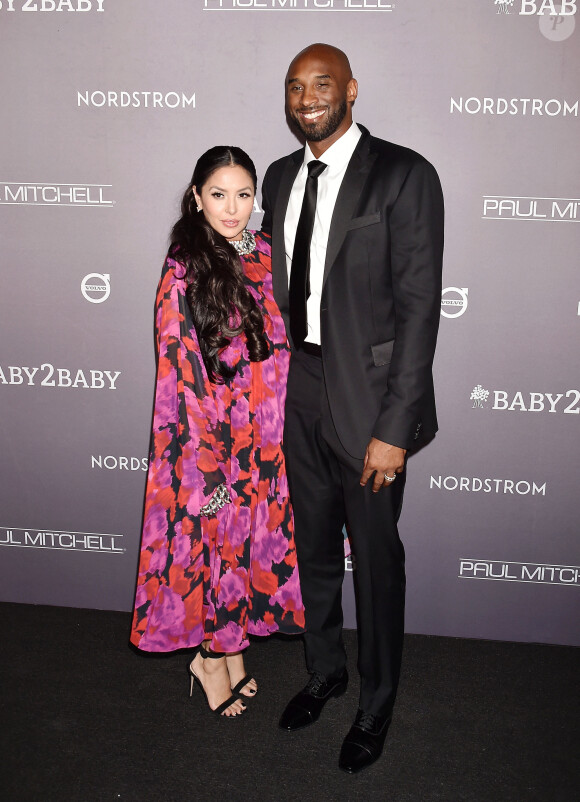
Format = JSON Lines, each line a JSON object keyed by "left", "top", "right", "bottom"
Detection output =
{"left": 261, "top": 44, "right": 444, "bottom": 773}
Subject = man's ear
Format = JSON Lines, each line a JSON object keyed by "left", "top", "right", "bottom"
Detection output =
{"left": 347, "top": 78, "right": 358, "bottom": 104}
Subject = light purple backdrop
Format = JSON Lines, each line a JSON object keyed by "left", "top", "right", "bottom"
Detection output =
{"left": 1, "top": 0, "right": 578, "bottom": 645}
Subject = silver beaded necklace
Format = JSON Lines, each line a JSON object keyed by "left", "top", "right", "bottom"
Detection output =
{"left": 229, "top": 229, "right": 256, "bottom": 256}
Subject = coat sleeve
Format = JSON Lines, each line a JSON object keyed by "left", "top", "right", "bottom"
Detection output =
{"left": 260, "top": 164, "right": 275, "bottom": 237}
{"left": 371, "top": 158, "right": 444, "bottom": 449}
{"left": 144, "top": 256, "right": 231, "bottom": 532}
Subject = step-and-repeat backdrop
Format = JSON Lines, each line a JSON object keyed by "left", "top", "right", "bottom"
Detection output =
{"left": 1, "top": 1, "right": 578, "bottom": 646}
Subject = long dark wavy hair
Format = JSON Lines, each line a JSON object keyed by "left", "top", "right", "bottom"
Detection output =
{"left": 170, "top": 146, "right": 268, "bottom": 383}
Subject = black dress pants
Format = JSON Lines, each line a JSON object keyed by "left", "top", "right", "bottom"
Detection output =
{"left": 284, "top": 349, "right": 407, "bottom": 718}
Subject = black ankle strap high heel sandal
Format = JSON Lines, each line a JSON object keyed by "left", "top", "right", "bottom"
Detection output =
{"left": 188, "top": 645, "right": 246, "bottom": 717}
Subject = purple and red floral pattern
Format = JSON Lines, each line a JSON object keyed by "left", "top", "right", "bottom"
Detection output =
{"left": 130, "top": 232, "right": 304, "bottom": 652}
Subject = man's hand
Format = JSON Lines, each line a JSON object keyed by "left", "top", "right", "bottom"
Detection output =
{"left": 359, "top": 437, "right": 407, "bottom": 493}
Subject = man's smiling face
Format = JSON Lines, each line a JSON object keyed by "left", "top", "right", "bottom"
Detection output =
{"left": 286, "top": 44, "right": 358, "bottom": 149}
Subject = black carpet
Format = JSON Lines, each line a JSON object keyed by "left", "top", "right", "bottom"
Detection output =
{"left": 1, "top": 603, "right": 578, "bottom": 802}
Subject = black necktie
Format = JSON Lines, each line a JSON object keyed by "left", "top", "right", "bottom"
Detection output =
{"left": 289, "top": 159, "right": 327, "bottom": 348}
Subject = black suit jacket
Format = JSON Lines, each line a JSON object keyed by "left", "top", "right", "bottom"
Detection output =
{"left": 261, "top": 125, "right": 444, "bottom": 458}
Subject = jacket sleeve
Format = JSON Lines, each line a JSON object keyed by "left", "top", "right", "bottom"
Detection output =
{"left": 260, "top": 164, "right": 274, "bottom": 237}
{"left": 371, "top": 159, "right": 444, "bottom": 449}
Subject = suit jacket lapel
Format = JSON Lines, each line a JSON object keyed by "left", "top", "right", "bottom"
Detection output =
{"left": 272, "top": 152, "right": 302, "bottom": 318}
{"left": 323, "top": 129, "right": 376, "bottom": 288}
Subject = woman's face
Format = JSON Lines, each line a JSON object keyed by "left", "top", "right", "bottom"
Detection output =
{"left": 193, "top": 165, "right": 255, "bottom": 241}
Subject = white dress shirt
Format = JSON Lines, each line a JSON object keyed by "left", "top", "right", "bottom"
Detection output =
{"left": 285, "top": 122, "right": 362, "bottom": 345}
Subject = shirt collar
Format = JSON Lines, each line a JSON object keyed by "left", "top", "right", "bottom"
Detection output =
{"left": 303, "top": 122, "right": 361, "bottom": 173}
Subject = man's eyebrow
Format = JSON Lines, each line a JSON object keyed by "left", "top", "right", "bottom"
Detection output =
{"left": 287, "top": 74, "right": 332, "bottom": 84}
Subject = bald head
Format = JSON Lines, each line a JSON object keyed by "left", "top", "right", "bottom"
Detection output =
{"left": 287, "top": 43, "right": 353, "bottom": 83}
{"left": 286, "top": 43, "right": 358, "bottom": 155}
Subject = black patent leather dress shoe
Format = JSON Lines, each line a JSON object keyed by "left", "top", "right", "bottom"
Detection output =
{"left": 338, "top": 709, "right": 392, "bottom": 774}
{"left": 278, "top": 670, "right": 348, "bottom": 731}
